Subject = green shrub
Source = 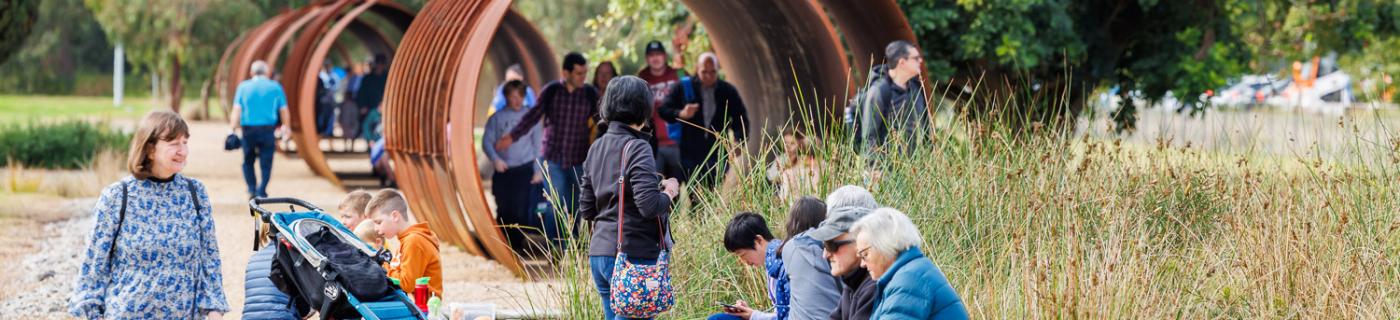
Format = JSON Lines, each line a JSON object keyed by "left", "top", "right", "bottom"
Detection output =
{"left": 0, "top": 120, "right": 129, "bottom": 169}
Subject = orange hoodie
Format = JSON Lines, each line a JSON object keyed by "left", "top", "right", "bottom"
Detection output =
{"left": 387, "top": 223, "right": 443, "bottom": 295}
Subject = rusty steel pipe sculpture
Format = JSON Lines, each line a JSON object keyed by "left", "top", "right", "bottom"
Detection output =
{"left": 382, "top": 0, "right": 914, "bottom": 276}
{"left": 221, "top": 0, "right": 913, "bottom": 277}
{"left": 217, "top": 0, "right": 414, "bottom": 185}
{"left": 281, "top": 0, "right": 415, "bottom": 185}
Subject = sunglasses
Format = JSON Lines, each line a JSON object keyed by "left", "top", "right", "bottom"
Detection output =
{"left": 823, "top": 239, "right": 854, "bottom": 251}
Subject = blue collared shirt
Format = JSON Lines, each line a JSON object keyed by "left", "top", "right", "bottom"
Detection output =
{"left": 234, "top": 77, "right": 288, "bottom": 126}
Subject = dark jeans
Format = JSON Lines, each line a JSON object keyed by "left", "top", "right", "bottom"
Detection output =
{"left": 315, "top": 101, "right": 335, "bottom": 136}
{"left": 657, "top": 145, "right": 684, "bottom": 181}
{"left": 589, "top": 255, "right": 658, "bottom": 320}
{"left": 493, "top": 163, "right": 546, "bottom": 248}
{"left": 545, "top": 162, "right": 582, "bottom": 219}
{"left": 242, "top": 125, "right": 277, "bottom": 198}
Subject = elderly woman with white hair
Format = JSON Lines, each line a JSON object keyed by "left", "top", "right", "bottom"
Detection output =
{"left": 850, "top": 208, "right": 967, "bottom": 319}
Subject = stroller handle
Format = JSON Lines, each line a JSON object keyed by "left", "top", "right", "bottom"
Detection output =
{"left": 249, "top": 197, "right": 324, "bottom": 216}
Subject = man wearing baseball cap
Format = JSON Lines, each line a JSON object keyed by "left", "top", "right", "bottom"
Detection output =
{"left": 637, "top": 40, "right": 686, "bottom": 180}
{"left": 810, "top": 185, "right": 880, "bottom": 320}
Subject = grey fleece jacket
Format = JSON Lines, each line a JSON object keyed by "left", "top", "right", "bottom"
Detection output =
{"left": 781, "top": 231, "right": 842, "bottom": 320}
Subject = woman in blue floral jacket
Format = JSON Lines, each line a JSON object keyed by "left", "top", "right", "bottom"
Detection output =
{"left": 70, "top": 110, "right": 229, "bottom": 319}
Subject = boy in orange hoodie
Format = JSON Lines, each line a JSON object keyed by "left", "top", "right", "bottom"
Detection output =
{"left": 366, "top": 188, "right": 443, "bottom": 295}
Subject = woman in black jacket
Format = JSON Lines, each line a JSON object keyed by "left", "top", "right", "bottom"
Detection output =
{"left": 579, "top": 75, "right": 681, "bottom": 320}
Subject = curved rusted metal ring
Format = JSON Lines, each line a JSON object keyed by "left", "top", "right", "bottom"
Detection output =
{"left": 227, "top": 0, "right": 915, "bottom": 278}
{"left": 382, "top": 0, "right": 915, "bottom": 277}
{"left": 280, "top": 0, "right": 414, "bottom": 188}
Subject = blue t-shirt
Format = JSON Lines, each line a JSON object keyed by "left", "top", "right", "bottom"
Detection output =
{"left": 235, "top": 77, "right": 288, "bottom": 126}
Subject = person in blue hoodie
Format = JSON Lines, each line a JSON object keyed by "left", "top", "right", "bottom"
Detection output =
{"left": 711, "top": 212, "right": 783, "bottom": 320}
{"left": 849, "top": 208, "right": 968, "bottom": 320}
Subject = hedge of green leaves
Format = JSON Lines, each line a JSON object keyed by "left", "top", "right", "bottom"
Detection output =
{"left": 0, "top": 121, "right": 129, "bottom": 169}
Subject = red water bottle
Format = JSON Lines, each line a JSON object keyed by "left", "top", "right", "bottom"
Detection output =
{"left": 414, "top": 277, "right": 430, "bottom": 312}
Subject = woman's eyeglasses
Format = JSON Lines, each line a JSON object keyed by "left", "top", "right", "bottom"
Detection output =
{"left": 857, "top": 246, "right": 872, "bottom": 260}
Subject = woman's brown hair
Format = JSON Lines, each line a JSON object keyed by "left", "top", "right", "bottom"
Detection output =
{"left": 127, "top": 110, "right": 190, "bottom": 180}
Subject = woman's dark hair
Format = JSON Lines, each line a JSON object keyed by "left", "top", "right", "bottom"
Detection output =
{"left": 562, "top": 52, "right": 588, "bottom": 72}
{"left": 723, "top": 212, "right": 775, "bottom": 252}
{"left": 600, "top": 75, "right": 653, "bottom": 126}
{"left": 593, "top": 61, "right": 616, "bottom": 88}
{"left": 503, "top": 79, "right": 526, "bottom": 97}
{"left": 785, "top": 196, "right": 827, "bottom": 239}
{"left": 777, "top": 196, "right": 827, "bottom": 255}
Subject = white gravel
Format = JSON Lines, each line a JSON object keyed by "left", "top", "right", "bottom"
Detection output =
{"left": 0, "top": 212, "right": 93, "bottom": 318}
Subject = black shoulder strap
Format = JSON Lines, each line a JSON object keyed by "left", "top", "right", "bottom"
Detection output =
{"left": 186, "top": 179, "right": 200, "bottom": 213}
{"left": 108, "top": 181, "right": 129, "bottom": 262}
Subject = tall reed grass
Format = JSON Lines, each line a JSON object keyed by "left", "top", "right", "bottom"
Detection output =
{"left": 547, "top": 80, "right": 1399, "bottom": 318}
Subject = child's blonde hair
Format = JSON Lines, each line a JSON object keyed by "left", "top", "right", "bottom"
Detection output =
{"left": 365, "top": 188, "right": 412, "bottom": 221}
{"left": 339, "top": 190, "right": 374, "bottom": 217}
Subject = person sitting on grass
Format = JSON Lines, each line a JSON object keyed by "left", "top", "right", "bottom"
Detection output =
{"left": 368, "top": 188, "right": 443, "bottom": 296}
{"left": 850, "top": 208, "right": 967, "bottom": 319}
{"left": 806, "top": 185, "right": 879, "bottom": 320}
{"left": 776, "top": 196, "right": 840, "bottom": 320}
{"left": 336, "top": 190, "right": 382, "bottom": 248}
{"left": 710, "top": 212, "right": 782, "bottom": 320}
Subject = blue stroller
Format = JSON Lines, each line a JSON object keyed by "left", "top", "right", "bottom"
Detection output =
{"left": 250, "top": 197, "right": 426, "bottom": 320}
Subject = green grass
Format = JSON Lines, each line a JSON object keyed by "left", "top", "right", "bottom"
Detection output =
{"left": 549, "top": 104, "right": 1400, "bottom": 318}
{"left": 0, "top": 120, "right": 129, "bottom": 169}
{"left": 0, "top": 95, "right": 221, "bottom": 123}
{"left": 0, "top": 95, "right": 149, "bottom": 123}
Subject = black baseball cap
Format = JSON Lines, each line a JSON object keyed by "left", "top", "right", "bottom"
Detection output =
{"left": 645, "top": 40, "right": 666, "bottom": 55}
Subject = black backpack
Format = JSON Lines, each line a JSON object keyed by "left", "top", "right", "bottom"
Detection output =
{"left": 847, "top": 64, "right": 889, "bottom": 151}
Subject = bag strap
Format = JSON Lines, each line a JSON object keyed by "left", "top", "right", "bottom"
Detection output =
{"left": 108, "top": 180, "right": 129, "bottom": 264}
{"left": 183, "top": 177, "right": 209, "bottom": 309}
{"left": 614, "top": 141, "right": 635, "bottom": 250}
{"left": 614, "top": 140, "right": 670, "bottom": 251}
{"left": 681, "top": 77, "right": 696, "bottom": 102}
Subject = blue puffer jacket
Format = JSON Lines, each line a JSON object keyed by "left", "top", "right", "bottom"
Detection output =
{"left": 870, "top": 247, "right": 968, "bottom": 320}
{"left": 763, "top": 239, "right": 789, "bottom": 320}
{"left": 242, "top": 247, "right": 302, "bottom": 320}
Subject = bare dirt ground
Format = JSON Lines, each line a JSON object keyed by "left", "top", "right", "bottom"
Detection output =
{"left": 0, "top": 120, "right": 558, "bottom": 319}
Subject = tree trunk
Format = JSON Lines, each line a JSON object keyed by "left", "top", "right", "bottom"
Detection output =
{"left": 169, "top": 55, "right": 182, "bottom": 113}
{"left": 195, "top": 78, "right": 213, "bottom": 121}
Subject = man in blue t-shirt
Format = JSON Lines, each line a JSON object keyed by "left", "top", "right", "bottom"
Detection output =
{"left": 230, "top": 60, "right": 291, "bottom": 199}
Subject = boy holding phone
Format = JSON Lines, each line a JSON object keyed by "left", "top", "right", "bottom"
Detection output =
{"left": 708, "top": 213, "right": 785, "bottom": 320}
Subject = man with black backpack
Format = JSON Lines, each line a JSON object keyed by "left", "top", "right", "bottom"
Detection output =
{"left": 659, "top": 52, "right": 749, "bottom": 188}
{"left": 859, "top": 40, "right": 929, "bottom": 162}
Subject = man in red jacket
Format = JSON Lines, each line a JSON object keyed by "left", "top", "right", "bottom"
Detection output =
{"left": 637, "top": 40, "right": 686, "bottom": 181}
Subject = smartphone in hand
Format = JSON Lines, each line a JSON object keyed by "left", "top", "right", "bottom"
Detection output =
{"left": 716, "top": 301, "right": 739, "bottom": 313}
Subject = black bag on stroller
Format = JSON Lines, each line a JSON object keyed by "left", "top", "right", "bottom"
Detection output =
{"left": 272, "top": 228, "right": 397, "bottom": 318}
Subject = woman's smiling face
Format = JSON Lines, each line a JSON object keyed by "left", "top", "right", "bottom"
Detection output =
{"left": 150, "top": 134, "right": 190, "bottom": 178}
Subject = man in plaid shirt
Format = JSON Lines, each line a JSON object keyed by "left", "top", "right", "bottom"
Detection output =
{"left": 496, "top": 52, "right": 600, "bottom": 219}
